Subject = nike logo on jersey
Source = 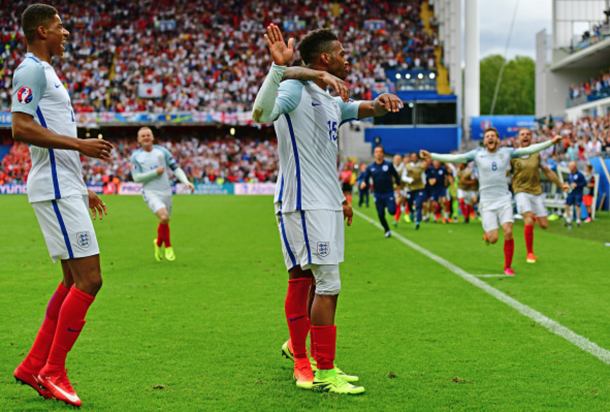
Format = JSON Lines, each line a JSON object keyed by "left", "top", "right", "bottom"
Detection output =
{"left": 311, "top": 102, "right": 321, "bottom": 107}
{"left": 67, "top": 327, "right": 82, "bottom": 332}
{"left": 289, "top": 315, "right": 305, "bottom": 322}
{"left": 54, "top": 83, "right": 61, "bottom": 88}
{"left": 42, "top": 377, "right": 81, "bottom": 403}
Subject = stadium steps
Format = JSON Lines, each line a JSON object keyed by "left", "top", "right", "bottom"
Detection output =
{"left": 435, "top": 46, "right": 452, "bottom": 95}
{"left": 421, "top": 1, "right": 433, "bottom": 36}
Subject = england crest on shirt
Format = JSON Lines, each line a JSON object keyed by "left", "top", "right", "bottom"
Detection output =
{"left": 317, "top": 242, "right": 330, "bottom": 258}
{"left": 382, "top": 165, "right": 388, "bottom": 171}
{"left": 76, "top": 231, "right": 91, "bottom": 248}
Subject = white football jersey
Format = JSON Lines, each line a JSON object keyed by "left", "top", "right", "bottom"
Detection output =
{"left": 272, "top": 80, "right": 360, "bottom": 213}
{"left": 463, "top": 147, "right": 515, "bottom": 209}
{"left": 11, "top": 53, "right": 86, "bottom": 203}
{"left": 130, "top": 145, "right": 178, "bottom": 196}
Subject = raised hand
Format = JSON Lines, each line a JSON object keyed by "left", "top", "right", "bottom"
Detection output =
{"left": 420, "top": 150, "right": 431, "bottom": 161}
{"left": 551, "top": 135, "right": 562, "bottom": 144}
{"left": 264, "top": 23, "right": 293, "bottom": 66}
{"left": 77, "top": 139, "right": 114, "bottom": 159}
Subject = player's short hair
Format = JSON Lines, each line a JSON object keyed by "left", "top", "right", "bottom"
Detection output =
{"left": 518, "top": 127, "right": 532, "bottom": 135}
{"left": 137, "top": 126, "right": 154, "bottom": 137}
{"left": 22, "top": 4, "right": 59, "bottom": 43}
{"left": 291, "top": 58, "right": 305, "bottom": 67}
{"left": 374, "top": 145, "right": 384, "bottom": 153}
{"left": 297, "top": 28, "right": 339, "bottom": 65}
{"left": 411, "top": 151, "right": 419, "bottom": 159}
{"left": 483, "top": 127, "right": 499, "bottom": 138}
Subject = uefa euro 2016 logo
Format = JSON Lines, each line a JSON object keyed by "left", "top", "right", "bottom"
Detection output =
{"left": 17, "top": 87, "right": 33, "bottom": 104}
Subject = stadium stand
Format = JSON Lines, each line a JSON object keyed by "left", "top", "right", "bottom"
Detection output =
{"left": 1, "top": 0, "right": 438, "bottom": 113}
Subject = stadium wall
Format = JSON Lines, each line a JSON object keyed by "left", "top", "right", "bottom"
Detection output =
{"left": 364, "top": 126, "right": 458, "bottom": 155}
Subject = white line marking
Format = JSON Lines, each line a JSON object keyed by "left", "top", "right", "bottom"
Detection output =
{"left": 354, "top": 209, "right": 610, "bottom": 365}
{"left": 473, "top": 274, "right": 510, "bottom": 278}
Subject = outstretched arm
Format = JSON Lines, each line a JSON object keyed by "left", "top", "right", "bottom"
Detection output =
{"left": 421, "top": 149, "right": 477, "bottom": 164}
{"left": 174, "top": 167, "right": 195, "bottom": 191}
{"left": 541, "top": 166, "right": 569, "bottom": 192}
{"left": 357, "top": 94, "right": 403, "bottom": 119}
{"left": 512, "top": 136, "right": 561, "bottom": 158}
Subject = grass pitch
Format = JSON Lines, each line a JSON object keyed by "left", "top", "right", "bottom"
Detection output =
{"left": 1, "top": 195, "right": 609, "bottom": 411}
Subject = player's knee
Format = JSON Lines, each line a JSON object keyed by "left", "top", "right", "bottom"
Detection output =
{"left": 503, "top": 227, "right": 513, "bottom": 239}
{"left": 487, "top": 232, "right": 499, "bottom": 244}
{"left": 160, "top": 215, "right": 170, "bottom": 224}
{"left": 310, "top": 264, "right": 341, "bottom": 296}
{"left": 538, "top": 220, "right": 548, "bottom": 230}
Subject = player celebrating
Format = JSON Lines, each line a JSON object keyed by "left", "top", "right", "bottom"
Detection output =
{"left": 421, "top": 128, "right": 561, "bottom": 275}
{"left": 252, "top": 24, "right": 402, "bottom": 394}
{"left": 360, "top": 146, "right": 401, "bottom": 237}
{"left": 11, "top": 4, "right": 114, "bottom": 406}
{"left": 457, "top": 163, "right": 479, "bottom": 223}
{"left": 510, "top": 128, "right": 568, "bottom": 262}
{"left": 403, "top": 152, "right": 428, "bottom": 230}
{"left": 130, "top": 127, "right": 195, "bottom": 261}
{"left": 426, "top": 160, "right": 453, "bottom": 223}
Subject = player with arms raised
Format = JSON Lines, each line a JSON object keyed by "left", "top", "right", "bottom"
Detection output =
{"left": 510, "top": 128, "right": 568, "bottom": 262}
{"left": 130, "top": 127, "right": 195, "bottom": 261}
{"left": 421, "top": 128, "right": 561, "bottom": 275}
{"left": 11, "top": 4, "right": 114, "bottom": 407}
{"left": 253, "top": 24, "right": 402, "bottom": 394}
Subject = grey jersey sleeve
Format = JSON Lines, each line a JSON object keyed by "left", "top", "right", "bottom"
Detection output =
{"left": 11, "top": 60, "right": 47, "bottom": 118}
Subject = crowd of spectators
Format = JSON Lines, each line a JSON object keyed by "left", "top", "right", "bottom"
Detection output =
{"left": 494, "top": 114, "right": 610, "bottom": 165}
{"left": 1, "top": 0, "right": 437, "bottom": 114}
{"left": 569, "top": 68, "right": 610, "bottom": 101}
{"left": 571, "top": 21, "right": 609, "bottom": 53}
{"left": 1, "top": 133, "right": 279, "bottom": 185}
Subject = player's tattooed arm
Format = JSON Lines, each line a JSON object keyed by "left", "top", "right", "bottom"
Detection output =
{"left": 282, "top": 68, "right": 350, "bottom": 102}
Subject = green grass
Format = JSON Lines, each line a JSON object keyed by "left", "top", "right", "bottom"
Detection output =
{"left": 1, "top": 195, "right": 610, "bottom": 411}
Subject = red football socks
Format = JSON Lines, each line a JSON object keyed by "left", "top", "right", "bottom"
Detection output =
{"left": 41, "top": 287, "right": 95, "bottom": 375}
{"left": 285, "top": 278, "right": 311, "bottom": 359}
{"left": 524, "top": 225, "right": 534, "bottom": 255}
{"left": 311, "top": 325, "right": 336, "bottom": 370}
{"left": 157, "top": 223, "right": 171, "bottom": 247}
{"left": 504, "top": 238, "right": 515, "bottom": 269}
{"left": 22, "top": 283, "right": 70, "bottom": 371}
{"left": 394, "top": 207, "right": 401, "bottom": 223}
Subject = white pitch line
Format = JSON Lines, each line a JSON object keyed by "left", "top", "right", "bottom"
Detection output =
{"left": 353, "top": 209, "right": 610, "bottom": 365}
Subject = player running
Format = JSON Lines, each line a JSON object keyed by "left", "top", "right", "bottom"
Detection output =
{"left": 426, "top": 160, "right": 453, "bottom": 223}
{"left": 510, "top": 128, "right": 568, "bottom": 262}
{"left": 252, "top": 24, "right": 402, "bottom": 394}
{"left": 457, "top": 163, "right": 479, "bottom": 223}
{"left": 360, "top": 146, "right": 401, "bottom": 237}
{"left": 403, "top": 152, "right": 428, "bottom": 230}
{"left": 11, "top": 4, "right": 114, "bottom": 406}
{"left": 421, "top": 128, "right": 561, "bottom": 275}
{"left": 130, "top": 127, "right": 195, "bottom": 261}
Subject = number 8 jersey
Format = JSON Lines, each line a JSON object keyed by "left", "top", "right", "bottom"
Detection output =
{"left": 272, "top": 80, "right": 360, "bottom": 213}
{"left": 11, "top": 53, "right": 85, "bottom": 203}
{"left": 462, "top": 147, "right": 515, "bottom": 210}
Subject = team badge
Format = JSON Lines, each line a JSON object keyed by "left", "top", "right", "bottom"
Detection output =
{"left": 76, "top": 231, "right": 91, "bottom": 248}
{"left": 17, "top": 87, "right": 33, "bottom": 103}
{"left": 382, "top": 165, "right": 388, "bottom": 172}
{"left": 317, "top": 242, "right": 330, "bottom": 258}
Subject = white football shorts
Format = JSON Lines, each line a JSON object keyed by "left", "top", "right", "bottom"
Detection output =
{"left": 32, "top": 195, "right": 99, "bottom": 263}
{"left": 480, "top": 201, "right": 514, "bottom": 233}
{"left": 457, "top": 189, "right": 478, "bottom": 205}
{"left": 143, "top": 191, "right": 172, "bottom": 216}
{"left": 514, "top": 192, "right": 547, "bottom": 217}
{"left": 276, "top": 209, "right": 344, "bottom": 271}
